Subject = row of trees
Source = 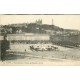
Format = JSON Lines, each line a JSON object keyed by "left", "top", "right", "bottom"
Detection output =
{"left": 50, "top": 34, "right": 80, "bottom": 47}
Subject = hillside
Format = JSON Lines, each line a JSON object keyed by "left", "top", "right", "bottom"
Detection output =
{"left": 1, "top": 22, "right": 80, "bottom": 35}
{"left": 1, "top": 22, "right": 80, "bottom": 47}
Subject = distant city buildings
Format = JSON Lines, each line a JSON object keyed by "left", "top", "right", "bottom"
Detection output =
{"left": 0, "top": 19, "right": 80, "bottom": 51}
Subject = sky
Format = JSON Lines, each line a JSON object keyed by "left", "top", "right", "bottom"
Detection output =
{"left": 0, "top": 15, "right": 80, "bottom": 30}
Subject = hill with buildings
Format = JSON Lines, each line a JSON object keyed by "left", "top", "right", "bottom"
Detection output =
{"left": 1, "top": 20, "right": 80, "bottom": 35}
{"left": 0, "top": 19, "right": 80, "bottom": 47}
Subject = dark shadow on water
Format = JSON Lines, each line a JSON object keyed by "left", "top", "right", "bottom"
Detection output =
{"left": 4, "top": 53, "right": 25, "bottom": 60}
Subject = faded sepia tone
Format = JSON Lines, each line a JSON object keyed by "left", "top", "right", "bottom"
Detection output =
{"left": 0, "top": 14, "right": 80, "bottom": 66}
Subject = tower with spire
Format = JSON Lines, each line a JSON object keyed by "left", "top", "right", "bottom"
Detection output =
{"left": 52, "top": 19, "right": 54, "bottom": 25}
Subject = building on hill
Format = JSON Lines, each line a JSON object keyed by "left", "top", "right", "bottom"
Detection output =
{"left": 35, "top": 19, "right": 42, "bottom": 25}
